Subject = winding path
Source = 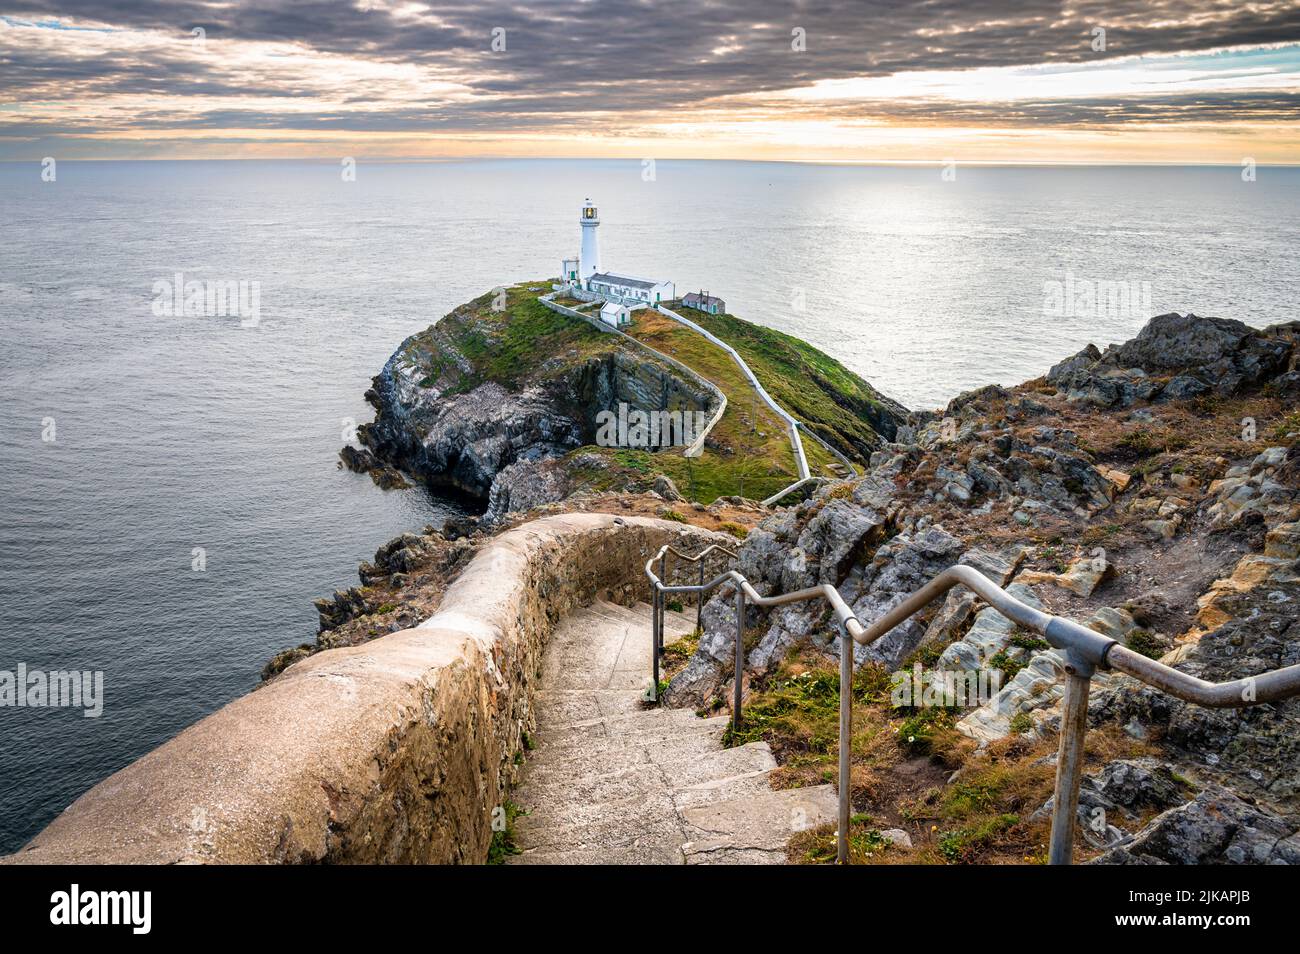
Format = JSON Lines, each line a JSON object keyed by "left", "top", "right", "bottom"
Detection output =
{"left": 541, "top": 290, "right": 856, "bottom": 505}
{"left": 507, "top": 599, "right": 837, "bottom": 864}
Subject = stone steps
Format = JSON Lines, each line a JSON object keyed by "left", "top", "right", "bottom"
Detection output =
{"left": 506, "top": 599, "right": 836, "bottom": 865}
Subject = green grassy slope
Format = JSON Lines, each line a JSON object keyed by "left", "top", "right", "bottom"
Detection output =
{"left": 671, "top": 306, "right": 907, "bottom": 461}
{"left": 407, "top": 285, "right": 616, "bottom": 393}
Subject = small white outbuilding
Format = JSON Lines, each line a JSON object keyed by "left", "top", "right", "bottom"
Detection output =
{"left": 600, "top": 301, "right": 631, "bottom": 328}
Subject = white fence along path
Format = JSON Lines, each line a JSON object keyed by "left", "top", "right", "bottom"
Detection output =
{"left": 539, "top": 294, "right": 726, "bottom": 458}
{"left": 655, "top": 305, "right": 863, "bottom": 505}
{"left": 540, "top": 292, "right": 857, "bottom": 507}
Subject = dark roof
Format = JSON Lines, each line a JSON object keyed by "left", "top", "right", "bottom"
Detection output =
{"left": 684, "top": 292, "right": 724, "bottom": 305}
{"left": 589, "top": 272, "right": 657, "bottom": 290}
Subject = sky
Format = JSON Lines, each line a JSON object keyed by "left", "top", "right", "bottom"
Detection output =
{"left": 2, "top": 1, "right": 1299, "bottom": 163}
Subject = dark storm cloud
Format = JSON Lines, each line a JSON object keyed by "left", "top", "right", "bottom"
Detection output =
{"left": 2, "top": 0, "right": 1299, "bottom": 136}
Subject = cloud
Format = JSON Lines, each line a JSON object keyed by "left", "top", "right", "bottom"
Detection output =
{"left": 1, "top": 1, "right": 1298, "bottom": 158}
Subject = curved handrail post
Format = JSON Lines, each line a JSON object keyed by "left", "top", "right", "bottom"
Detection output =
{"left": 643, "top": 543, "right": 738, "bottom": 703}
{"left": 733, "top": 585, "right": 746, "bottom": 730}
{"left": 696, "top": 560, "right": 705, "bottom": 631}
{"left": 1048, "top": 661, "right": 1093, "bottom": 864}
{"left": 837, "top": 622, "right": 852, "bottom": 865}
{"left": 650, "top": 585, "right": 662, "bottom": 702}
{"left": 658, "top": 552, "right": 669, "bottom": 658}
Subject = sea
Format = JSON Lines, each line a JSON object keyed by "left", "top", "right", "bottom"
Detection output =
{"left": 1, "top": 158, "right": 1296, "bottom": 851}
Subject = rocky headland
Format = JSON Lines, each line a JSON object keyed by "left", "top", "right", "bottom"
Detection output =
{"left": 351, "top": 286, "right": 719, "bottom": 512}
{"left": 304, "top": 294, "right": 1299, "bottom": 865}
{"left": 345, "top": 285, "right": 905, "bottom": 522}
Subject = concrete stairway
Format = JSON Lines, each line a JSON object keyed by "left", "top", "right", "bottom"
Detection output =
{"left": 507, "top": 599, "right": 837, "bottom": 864}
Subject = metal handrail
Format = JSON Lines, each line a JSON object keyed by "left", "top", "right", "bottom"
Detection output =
{"left": 645, "top": 544, "right": 737, "bottom": 696}
{"left": 645, "top": 550, "right": 1300, "bottom": 866}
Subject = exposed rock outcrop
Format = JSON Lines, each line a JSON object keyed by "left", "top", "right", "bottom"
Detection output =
{"left": 1092, "top": 785, "right": 1300, "bottom": 865}
{"left": 362, "top": 378, "right": 583, "bottom": 500}
{"left": 338, "top": 444, "right": 410, "bottom": 489}
{"left": 665, "top": 311, "right": 1300, "bottom": 864}
{"left": 485, "top": 457, "right": 572, "bottom": 523}
{"left": 1091, "top": 578, "right": 1300, "bottom": 805}
{"left": 1046, "top": 312, "right": 1295, "bottom": 408}
{"left": 263, "top": 525, "right": 478, "bottom": 679}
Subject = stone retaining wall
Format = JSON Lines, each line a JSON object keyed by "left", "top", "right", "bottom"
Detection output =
{"left": 3, "top": 514, "right": 722, "bottom": 865}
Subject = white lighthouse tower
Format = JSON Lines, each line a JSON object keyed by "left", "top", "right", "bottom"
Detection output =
{"left": 579, "top": 198, "right": 601, "bottom": 282}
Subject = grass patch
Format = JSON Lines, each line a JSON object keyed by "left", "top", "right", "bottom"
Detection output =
{"left": 1272, "top": 409, "right": 1300, "bottom": 441}
{"left": 407, "top": 286, "right": 616, "bottom": 396}
{"left": 666, "top": 305, "right": 901, "bottom": 461}
{"left": 1081, "top": 523, "right": 1123, "bottom": 546}
{"left": 938, "top": 814, "right": 1020, "bottom": 862}
{"left": 624, "top": 311, "right": 804, "bottom": 489}
{"left": 1009, "top": 631, "right": 1050, "bottom": 652}
{"left": 987, "top": 650, "right": 1026, "bottom": 682}
{"left": 895, "top": 706, "right": 960, "bottom": 756}
{"left": 486, "top": 799, "right": 526, "bottom": 864}
{"left": 1109, "top": 426, "right": 1192, "bottom": 462}
{"left": 662, "top": 628, "right": 701, "bottom": 667}
{"left": 722, "top": 651, "right": 967, "bottom": 800}
{"left": 797, "top": 819, "right": 897, "bottom": 864}
{"left": 1125, "top": 628, "right": 1166, "bottom": 660}
{"left": 565, "top": 444, "right": 792, "bottom": 504}
{"left": 452, "top": 290, "right": 609, "bottom": 389}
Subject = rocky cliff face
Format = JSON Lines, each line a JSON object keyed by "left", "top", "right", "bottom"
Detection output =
{"left": 355, "top": 291, "right": 719, "bottom": 508}
{"left": 361, "top": 372, "right": 583, "bottom": 500}
{"left": 666, "top": 312, "right": 1300, "bottom": 864}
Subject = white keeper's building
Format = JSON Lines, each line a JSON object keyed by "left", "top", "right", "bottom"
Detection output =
{"left": 559, "top": 199, "right": 675, "bottom": 326}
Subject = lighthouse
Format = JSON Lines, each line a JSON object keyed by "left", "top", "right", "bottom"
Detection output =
{"left": 579, "top": 198, "right": 601, "bottom": 281}
{"left": 556, "top": 201, "right": 675, "bottom": 314}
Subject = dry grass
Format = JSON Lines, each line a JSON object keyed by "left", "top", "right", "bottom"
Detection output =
{"left": 626, "top": 310, "right": 802, "bottom": 475}
{"left": 789, "top": 722, "right": 1155, "bottom": 865}
{"left": 731, "top": 649, "right": 1163, "bottom": 865}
